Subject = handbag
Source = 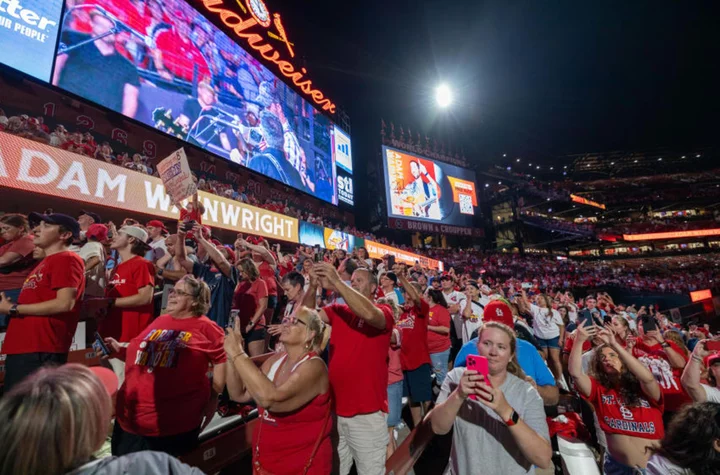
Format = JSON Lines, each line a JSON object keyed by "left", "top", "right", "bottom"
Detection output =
{"left": 253, "top": 402, "right": 331, "bottom": 475}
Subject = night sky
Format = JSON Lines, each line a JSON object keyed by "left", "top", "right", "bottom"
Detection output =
{"left": 276, "top": 0, "right": 718, "bottom": 167}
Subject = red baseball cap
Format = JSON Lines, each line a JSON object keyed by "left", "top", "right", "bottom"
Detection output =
{"left": 224, "top": 246, "right": 236, "bottom": 263}
{"left": 483, "top": 300, "right": 514, "bottom": 328}
{"left": 86, "top": 223, "right": 109, "bottom": 243}
{"left": 88, "top": 366, "right": 119, "bottom": 399}
{"left": 146, "top": 220, "right": 167, "bottom": 230}
{"left": 705, "top": 353, "right": 720, "bottom": 367}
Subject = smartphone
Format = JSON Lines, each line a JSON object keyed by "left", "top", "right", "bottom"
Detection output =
{"left": 578, "top": 309, "right": 595, "bottom": 328}
{"left": 641, "top": 314, "right": 658, "bottom": 332}
{"left": 92, "top": 331, "right": 111, "bottom": 357}
{"left": 387, "top": 255, "right": 396, "bottom": 268}
{"left": 466, "top": 354, "right": 491, "bottom": 401}
{"left": 705, "top": 341, "right": 720, "bottom": 352}
{"left": 521, "top": 282, "right": 532, "bottom": 289}
{"left": 313, "top": 245, "right": 322, "bottom": 263}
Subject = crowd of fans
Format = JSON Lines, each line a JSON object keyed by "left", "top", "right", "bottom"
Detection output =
{"left": 1, "top": 206, "right": 720, "bottom": 475}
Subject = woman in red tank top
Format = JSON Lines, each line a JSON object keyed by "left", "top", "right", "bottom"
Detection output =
{"left": 225, "top": 306, "right": 332, "bottom": 475}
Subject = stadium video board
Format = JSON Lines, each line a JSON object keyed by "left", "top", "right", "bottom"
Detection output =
{"left": 47, "top": 0, "right": 339, "bottom": 205}
{"left": 0, "top": 0, "right": 64, "bottom": 81}
{"left": 382, "top": 146, "right": 478, "bottom": 227}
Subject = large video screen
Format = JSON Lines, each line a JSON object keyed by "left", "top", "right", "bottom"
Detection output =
{"left": 0, "top": 0, "right": 63, "bottom": 81}
{"left": 51, "top": 0, "right": 338, "bottom": 205}
{"left": 382, "top": 146, "right": 478, "bottom": 226}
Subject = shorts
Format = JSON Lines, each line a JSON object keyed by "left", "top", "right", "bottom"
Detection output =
{"left": 244, "top": 327, "right": 266, "bottom": 343}
{"left": 387, "top": 381, "right": 403, "bottom": 427}
{"left": 536, "top": 336, "right": 560, "bottom": 350}
{"left": 603, "top": 452, "right": 647, "bottom": 475}
{"left": 403, "top": 363, "right": 432, "bottom": 403}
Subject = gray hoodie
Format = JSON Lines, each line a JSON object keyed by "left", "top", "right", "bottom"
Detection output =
{"left": 68, "top": 452, "right": 205, "bottom": 475}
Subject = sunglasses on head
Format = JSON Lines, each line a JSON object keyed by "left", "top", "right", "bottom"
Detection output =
{"left": 282, "top": 316, "right": 307, "bottom": 327}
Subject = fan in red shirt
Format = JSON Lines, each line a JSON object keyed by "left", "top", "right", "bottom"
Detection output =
{"left": 240, "top": 237, "right": 279, "bottom": 324}
{"left": 0, "top": 213, "right": 85, "bottom": 394}
{"left": 303, "top": 262, "right": 394, "bottom": 475}
{"left": 0, "top": 214, "right": 38, "bottom": 317}
{"left": 426, "top": 289, "right": 452, "bottom": 386}
{"left": 394, "top": 266, "right": 432, "bottom": 427}
{"left": 633, "top": 315, "right": 691, "bottom": 419}
{"left": 153, "top": 11, "right": 210, "bottom": 82}
{"left": 233, "top": 258, "right": 268, "bottom": 356}
{"left": 105, "top": 275, "right": 226, "bottom": 457}
{"left": 570, "top": 322, "right": 663, "bottom": 472}
{"left": 93, "top": 226, "right": 155, "bottom": 384}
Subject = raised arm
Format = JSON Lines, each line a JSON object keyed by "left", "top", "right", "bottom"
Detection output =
{"left": 194, "top": 224, "right": 232, "bottom": 278}
{"left": 237, "top": 238, "right": 277, "bottom": 269}
{"left": 396, "top": 265, "right": 421, "bottom": 306}
{"left": 681, "top": 339, "right": 710, "bottom": 402}
{"left": 568, "top": 322, "right": 594, "bottom": 397}
{"left": 175, "top": 229, "right": 195, "bottom": 273}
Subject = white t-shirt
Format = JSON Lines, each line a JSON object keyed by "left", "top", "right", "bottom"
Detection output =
{"left": 530, "top": 304, "right": 563, "bottom": 340}
{"left": 703, "top": 383, "right": 720, "bottom": 402}
{"left": 442, "top": 290, "right": 466, "bottom": 316}
{"left": 459, "top": 299, "right": 484, "bottom": 344}
{"left": 79, "top": 241, "right": 106, "bottom": 297}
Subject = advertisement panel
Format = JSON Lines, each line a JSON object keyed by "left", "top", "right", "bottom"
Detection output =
{"left": 388, "top": 217, "right": 484, "bottom": 237}
{"left": 52, "top": 0, "right": 338, "bottom": 205}
{"left": 623, "top": 228, "right": 720, "bottom": 242}
{"left": 298, "top": 222, "right": 363, "bottom": 253}
{"left": 298, "top": 221, "right": 324, "bottom": 248}
{"left": 382, "top": 146, "right": 478, "bottom": 227}
{"left": 365, "top": 240, "right": 443, "bottom": 271}
{"left": 337, "top": 171, "right": 354, "bottom": 206}
{"left": 332, "top": 125, "right": 352, "bottom": 174}
{"left": 570, "top": 194, "right": 606, "bottom": 210}
{"left": 0, "top": 0, "right": 63, "bottom": 81}
{"left": 0, "top": 132, "right": 299, "bottom": 241}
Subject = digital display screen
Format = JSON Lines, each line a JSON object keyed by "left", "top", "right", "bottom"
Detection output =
{"left": 298, "top": 221, "right": 362, "bottom": 252}
{"left": 382, "top": 146, "right": 478, "bottom": 227}
{"left": 332, "top": 125, "right": 352, "bottom": 174}
{"left": 337, "top": 171, "right": 354, "bottom": 206}
{"left": 51, "top": 0, "right": 338, "bottom": 205}
{"left": 0, "top": 0, "right": 63, "bottom": 81}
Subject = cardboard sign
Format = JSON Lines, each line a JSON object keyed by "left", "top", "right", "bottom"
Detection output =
{"left": 156, "top": 148, "right": 196, "bottom": 205}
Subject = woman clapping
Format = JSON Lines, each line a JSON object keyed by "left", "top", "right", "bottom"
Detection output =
{"left": 569, "top": 321, "right": 664, "bottom": 473}
{"left": 225, "top": 307, "right": 332, "bottom": 475}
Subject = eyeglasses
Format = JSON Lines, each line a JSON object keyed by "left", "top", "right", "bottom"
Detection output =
{"left": 282, "top": 316, "right": 307, "bottom": 327}
{"left": 168, "top": 288, "right": 192, "bottom": 297}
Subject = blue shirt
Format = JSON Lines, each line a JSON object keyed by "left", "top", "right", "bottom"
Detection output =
{"left": 193, "top": 261, "right": 239, "bottom": 328}
{"left": 454, "top": 337, "right": 556, "bottom": 387}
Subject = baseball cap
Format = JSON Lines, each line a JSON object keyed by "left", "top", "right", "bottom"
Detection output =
{"left": 146, "top": 220, "right": 167, "bottom": 230}
{"left": 385, "top": 272, "right": 398, "bottom": 285}
{"left": 223, "top": 245, "right": 236, "bottom": 263}
{"left": 440, "top": 274, "right": 454, "bottom": 281}
{"left": 79, "top": 210, "right": 102, "bottom": 224}
{"left": 88, "top": 366, "right": 119, "bottom": 399}
{"left": 705, "top": 353, "right": 720, "bottom": 367}
{"left": 86, "top": 223, "right": 109, "bottom": 243}
{"left": 118, "top": 225, "right": 148, "bottom": 243}
{"left": 28, "top": 212, "right": 80, "bottom": 238}
{"left": 483, "top": 300, "right": 514, "bottom": 328}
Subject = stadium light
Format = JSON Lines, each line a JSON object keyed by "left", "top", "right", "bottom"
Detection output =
{"left": 435, "top": 83, "right": 453, "bottom": 108}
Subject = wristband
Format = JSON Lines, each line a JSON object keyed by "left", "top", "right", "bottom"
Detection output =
{"left": 504, "top": 409, "right": 520, "bottom": 427}
{"left": 8, "top": 304, "right": 19, "bottom": 316}
{"left": 232, "top": 352, "right": 247, "bottom": 362}
{"left": 661, "top": 342, "right": 670, "bottom": 348}
{"left": 158, "top": 268, "right": 164, "bottom": 277}
{"left": 692, "top": 355, "right": 704, "bottom": 364}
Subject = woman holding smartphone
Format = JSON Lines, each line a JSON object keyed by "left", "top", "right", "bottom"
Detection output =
{"left": 429, "top": 321, "right": 552, "bottom": 474}
{"left": 570, "top": 321, "right": 663, "bottom": 473}
{"left": 681, "top": 339, "right": 720, "bottom": 402}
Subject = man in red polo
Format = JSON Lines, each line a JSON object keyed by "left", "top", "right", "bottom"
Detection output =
{"left": 0, "top": 213, "right": 85, "bottom": 393}
{"left": 303, "top": 262, "right": 394, "bottom": 475}
{"left": 153, "top": 10, "right": 210, "bottom": 82}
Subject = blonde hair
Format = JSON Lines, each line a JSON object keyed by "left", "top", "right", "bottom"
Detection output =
{"left": 238, "top": 257, "right": 260, "bottom": 281}
{"left": 296, "top": 306, "right": 331, "bottom": 352}
{"left": 0, "top": 364, "right": 112, "bottom": 475}
{"left": 177, "top": 274, "right": 211, "bottom": 316}
{"left": 376, "top": 297, "right": 400, "bottom": 322}
{"left": 477, "top": 322, "right": 525, "bottom": 379}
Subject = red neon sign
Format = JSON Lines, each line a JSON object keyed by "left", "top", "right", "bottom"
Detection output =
{"left": 690, "top": 289, "right": 712, "bottom": 302}
{"left": 570, "top": 194, "right": 606, "bottom": 210}
{"left": 202, "top": 0, "right": 336, "bottom": 113}
{"left": 623, "top": 228, "right": 720, "bottom": 241}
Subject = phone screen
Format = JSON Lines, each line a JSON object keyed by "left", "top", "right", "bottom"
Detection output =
{"left": 579, "top": 310, "right": 594, "bottom": 328}
{"left": 92, "top": 331, "right": 111, "bottom": 356}
{"left": 642, "top": 315, "right": 658, "bottom": 332}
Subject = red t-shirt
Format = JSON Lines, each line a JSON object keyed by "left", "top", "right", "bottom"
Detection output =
{"left": 233, "top": 278, "right": 268, "bottom": 328}
{"left": 562, "top": 332, "right": 592, "bottom": 355}
{"left": 257, "top": 260, "right": 277, "bottom": 296}
{"left": 396, "top": 299, "right": 431, "bottom": 371}
{"left": 324, "top": 303, "right": 394, "bottom": 417}
{"left": 583, "top": 377, "right": 664, "bottom": 440}
{"left": 116, "top": 314, "right": 226, "bottom": 436}
{"left": 0, "top": 234, "right": 37, "bottom": 290}
{"left": 426, "top": 304, "right": 452, "bottom": 354}
{"left": 101, "top": 256, "right": 155, "bottom": 342}
{"left": 154, "top": 30, "right": 211, "bottom": 81}
{"left": 3, "top": 252, "right": 85, "bottom": 354}
{"left": 632, "top": 340, "right": 691, "bottom": 412}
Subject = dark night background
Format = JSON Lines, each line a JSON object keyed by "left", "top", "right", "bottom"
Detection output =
{"left": 274, "top": 0, "right": 719, "bottom": 166}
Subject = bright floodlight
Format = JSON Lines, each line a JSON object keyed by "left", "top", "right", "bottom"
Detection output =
{"left": 435, "top": 84, "right": 453, "bottom": 108}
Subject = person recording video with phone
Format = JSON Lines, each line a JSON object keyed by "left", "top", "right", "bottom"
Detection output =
{"left": 104, "top": 275, "right": 226, "bottom": 457}
{"left": 53, "top": 11, "right": 140, "bottom": 118}
{"left": 429, "top": 321, "right": 552, "bottom": 474}
{"left": 570, "top": 321, "right": 664, "bottom": 473}
{"left": 233, "top": 258, "right": 268, "bottom": 356}
{"left": 302, "top": 262, "right": 394, "bottom": 475}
